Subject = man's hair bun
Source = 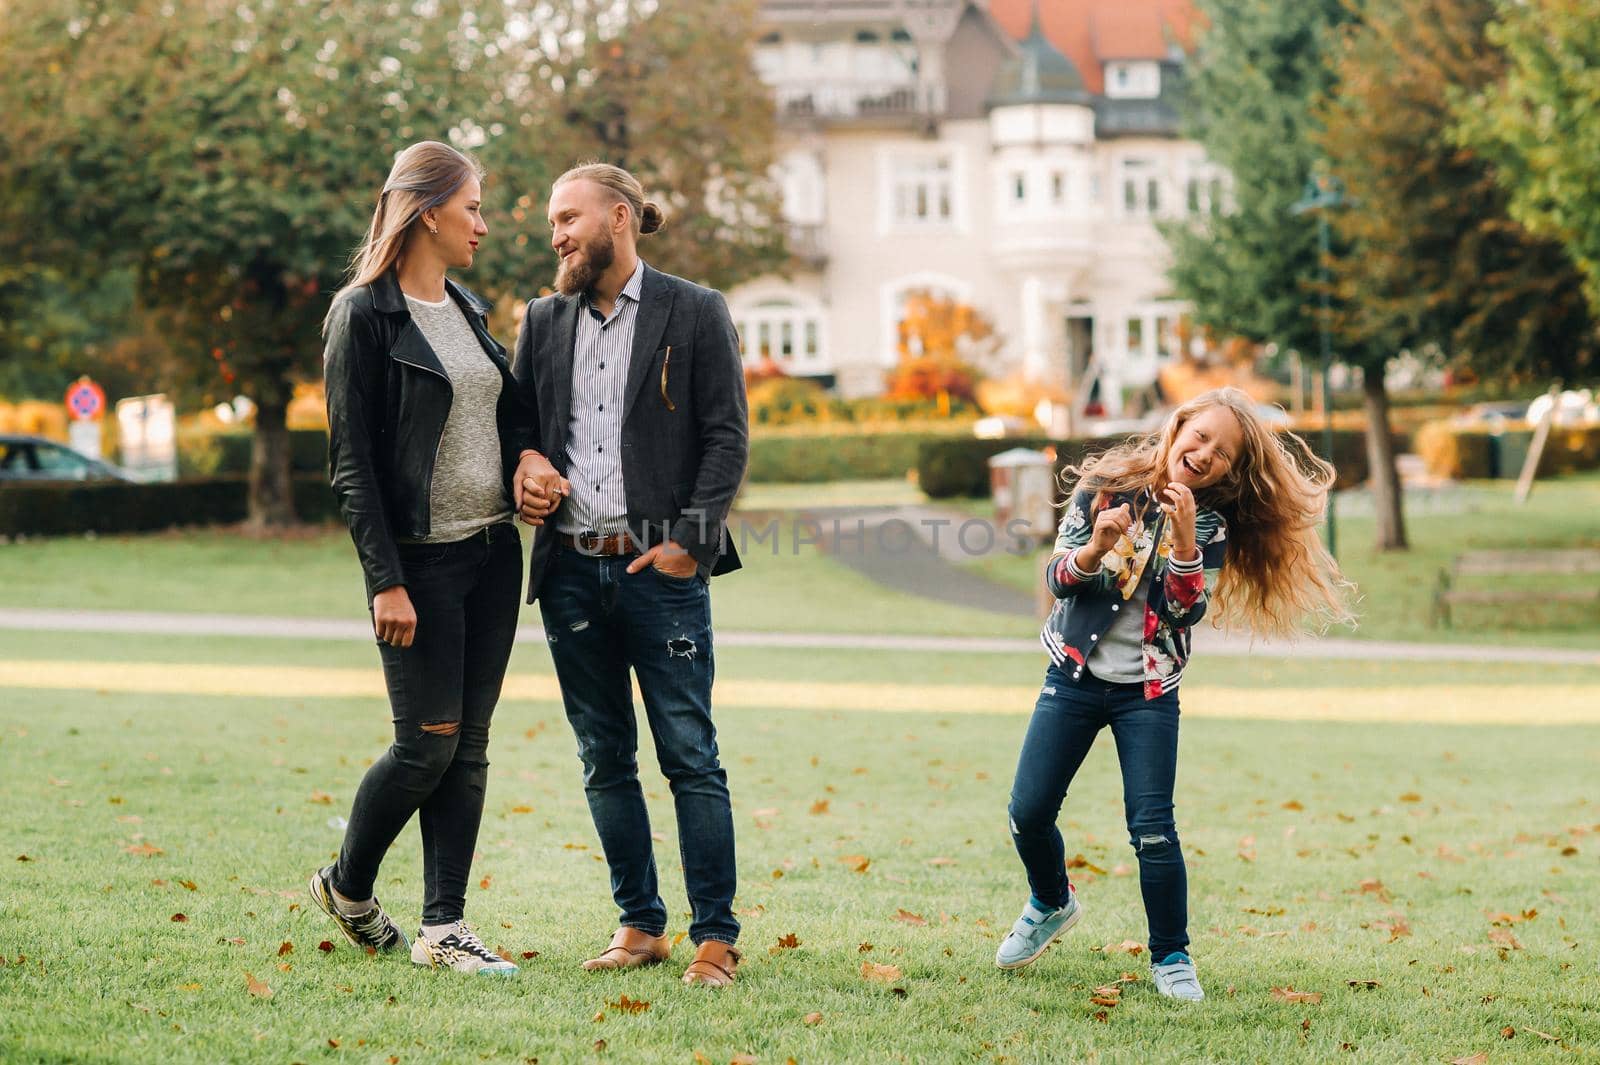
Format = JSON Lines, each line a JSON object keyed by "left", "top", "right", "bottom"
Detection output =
{"left": 639, "top": 201, "right": 665, "bottom": 235}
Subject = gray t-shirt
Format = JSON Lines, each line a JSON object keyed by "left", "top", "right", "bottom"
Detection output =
{"left": 1087, "top": 565, "right": 1150, "bottom": 683}
{"left": 403, "top": 293, "right": 512, "bottom": 543}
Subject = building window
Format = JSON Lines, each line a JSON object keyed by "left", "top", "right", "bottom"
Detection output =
{"left": 778, "top": 150, "right": 825, "bottom": 225}
{"left": 1181, "top": 160, "right": 1229, "bottom": 215}
{"left": 1105, "top": 61, "right": 1160, "bottom": 100}
{"left": 1121, "top": 158, "right": 1160, "bottom": 217}
{"left": 737, "top": 300, "right": 825, "bottom": 368}
{"left": 1013, "top": 172, "right": 1027, "bottom": 202}
{"left": 890, "top": 153, "right": 956, "bottom": 225}
{"left": 1051, "top": 171, "right": 1065, "bottom": 204}
{"left": 1126, "top": 317, "right": 1144, "bottom": 354}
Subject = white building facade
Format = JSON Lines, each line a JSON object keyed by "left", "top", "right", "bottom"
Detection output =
{"left": 732, "top": 0, "right": 1221, "bottom": 415}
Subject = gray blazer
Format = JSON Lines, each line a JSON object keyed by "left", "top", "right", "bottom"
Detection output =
{"left": 511, "top": 262, "right": 749, "bottom": 603}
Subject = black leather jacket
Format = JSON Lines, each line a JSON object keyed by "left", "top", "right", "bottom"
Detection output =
{"left": 323, "top": 270, "right": 534, "bottom": 598}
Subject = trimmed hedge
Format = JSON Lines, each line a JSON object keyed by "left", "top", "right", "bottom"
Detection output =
{"left": 918, "top": 428, "right": 1376, "bottom": 500}
{"left": 1414, "top": 422, "right": 1600, "bottom": 480}
{"left": 746, "top": 431, "right": 961, "bottom": 483}
{"left": 0, "top": 476, "right": 340, "bottom": 538}
{"left": 917, "top": 436, "right": 1107, "bottom": 499}
{"left": 180, "top": 426, "right": 943, "bottom": 485}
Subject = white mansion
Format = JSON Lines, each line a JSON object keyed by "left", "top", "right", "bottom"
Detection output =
{"left": 730, "top": 0, "right": 1222, "bottom": 413}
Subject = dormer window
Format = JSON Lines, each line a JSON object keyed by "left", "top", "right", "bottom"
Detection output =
{"left": 1106, "top": 61, "right": 1160, "bottom": 100}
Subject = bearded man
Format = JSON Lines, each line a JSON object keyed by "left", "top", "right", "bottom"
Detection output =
{"left": 509, "top": 162, "right": 749, "bottom": 987}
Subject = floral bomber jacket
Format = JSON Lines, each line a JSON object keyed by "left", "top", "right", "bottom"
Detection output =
{"left": 1040, "top": 486, "right": 1229, "bottom": 700}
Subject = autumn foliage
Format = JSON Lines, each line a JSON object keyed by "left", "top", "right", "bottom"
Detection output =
{"left": 883, "top": 292, "right": 987, "bottom": 406}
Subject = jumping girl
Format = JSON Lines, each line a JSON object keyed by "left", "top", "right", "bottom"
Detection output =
{"left": 994, "top": 387, "right": 1352, "bottom": 1000}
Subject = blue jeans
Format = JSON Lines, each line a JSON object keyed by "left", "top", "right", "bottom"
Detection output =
{"left": 334, "top": 522, "right": 522, "bottom": 924}
{"left": 1008, "top": 666, "right": 1189, "bottom": 959}
{"left": 538, "top": 544, "right": 738, "bottom": 945}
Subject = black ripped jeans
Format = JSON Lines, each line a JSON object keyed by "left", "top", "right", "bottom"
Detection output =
{"left": 331, "top": 522, "right": 522, "bottom": 925}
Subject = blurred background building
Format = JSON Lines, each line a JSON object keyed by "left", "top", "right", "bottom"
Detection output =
{"left": 731, "top": 0, "right": 1220, "bottom": 416}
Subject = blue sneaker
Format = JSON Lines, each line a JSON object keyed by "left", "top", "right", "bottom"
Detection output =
{"left": 1151, "top": 951, "right": 1204, "bottom": 1001}
{"left": 994, "top": 888, "right": 1083, "bottom": 970}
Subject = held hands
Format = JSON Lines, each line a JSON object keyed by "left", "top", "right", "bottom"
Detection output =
{"left": 626, "top": 539, "right": 698, "bottom": 579}
{"left": 1159, "top": 482, "right": 1199, "bottom": 561}
{"left": 373, "top": 585, "right": 417, "bottom": 648}
{"left": 1079, "top": 503, "right": 1134, "bottom": 569}
{"left": 515, "top": 451, "right": 571, "bottom": 526}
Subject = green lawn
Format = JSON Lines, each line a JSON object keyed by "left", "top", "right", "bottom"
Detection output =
{"left": 3, "top": 627, "right": 1597, "bottom": 1063}
{"left": 0, "top": 519, "right": 1038, "bottom": 639}
{"left": 3, "top": 474, "right": 1597, "bottom": 1061}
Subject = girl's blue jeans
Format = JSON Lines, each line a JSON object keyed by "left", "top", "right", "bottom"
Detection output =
{"left": 1007, "top": 665, "right": 1190, "bottom": 959}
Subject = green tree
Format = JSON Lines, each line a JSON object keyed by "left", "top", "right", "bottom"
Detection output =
{"left": 1455, "top": 0, "right": 1600, "bottom": 318}
{"left": 0, "top": 0, "right": 528, "bottom": 524}
{"left": 479, "top": 0, "right": 785, "bottom": 302}
{"left": 1163, "top": 0, "right": 1418, "bottom": 551}
{"left": 1163, "top": 0, "right": 1353, "bottom": 357}
{"left": 0, "top": 0, "right": 783, "bottom": 525}
{"left": 0, "top": 267, "right": 145, "bottom": 402}
{"left": 1318, "top": 0, "right": 1596, "bottom": 390}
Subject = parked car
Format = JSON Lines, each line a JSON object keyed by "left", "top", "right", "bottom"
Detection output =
{"left": 0, "top": 434, "right": 134, "bottom": 483}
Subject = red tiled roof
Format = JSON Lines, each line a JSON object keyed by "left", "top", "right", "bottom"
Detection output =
{"left": 987, "top": 0, "right": 1197, "bottom": 94}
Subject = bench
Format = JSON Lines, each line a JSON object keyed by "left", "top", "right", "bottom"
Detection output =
{"left": 1431, "top": 549, "right": 1600, "bottom": 628}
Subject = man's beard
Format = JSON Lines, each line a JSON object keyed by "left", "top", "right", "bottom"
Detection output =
{"left": 555, "top": 230, "right": 616, "bottom": 297}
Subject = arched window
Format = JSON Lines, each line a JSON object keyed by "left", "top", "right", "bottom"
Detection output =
{"left": 732, "top": 294, "right": 828, "bottom": 372}
{"left": 880, "top": 272, "right": 972, "bottom": 366}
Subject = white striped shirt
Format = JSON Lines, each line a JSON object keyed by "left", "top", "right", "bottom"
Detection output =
{"left": 557, "top": 258, "right": 645, "bottom": 536}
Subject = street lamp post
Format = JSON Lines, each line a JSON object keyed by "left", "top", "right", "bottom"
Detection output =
{"left": 1291, "top": 174, "right": 1346, "bottom": 560}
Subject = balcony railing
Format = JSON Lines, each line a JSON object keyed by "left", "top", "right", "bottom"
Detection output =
{"left": 775, "top": 81, "right": 943, "bottom": 122}
{"left": 785, "top": 222, "right": 828, "bottom": 264}
{"left": 760, "top": 0, "right": 964, "bottom": 24}
{"left": 761, "top": 0, "right": 960, "bottom": 25}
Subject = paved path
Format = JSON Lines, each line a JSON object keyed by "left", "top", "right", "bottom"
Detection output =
{"left": 799, "top": 504, "right": 1038, "bottom": 617}
{"left": 2, "top": 607, "right": 1596, "bottom": 665}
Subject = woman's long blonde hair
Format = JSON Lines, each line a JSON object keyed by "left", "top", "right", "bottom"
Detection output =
{"left": 1066, "top": 388, "right": 1355, "bottom": 637}
{"left": 326, "top": 141, "right": 483, "bottom": 322}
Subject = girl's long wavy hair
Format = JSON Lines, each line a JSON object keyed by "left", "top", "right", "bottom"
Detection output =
{"left": 1065, "top": 388, "right": 1355, "bottom": 637}
{"left": 325, "top": 141, "right": 483, "bottom": 326}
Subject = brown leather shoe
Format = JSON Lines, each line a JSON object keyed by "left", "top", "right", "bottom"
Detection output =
{"left": 581, "top": 927, "right": 672, "bottom": 971}
{"left": 681, "top": 939, "right": 741, "bottom": 987}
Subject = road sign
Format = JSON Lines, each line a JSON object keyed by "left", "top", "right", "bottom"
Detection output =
{"left": 64, "top": 377, "right": 107, "bottom": 421}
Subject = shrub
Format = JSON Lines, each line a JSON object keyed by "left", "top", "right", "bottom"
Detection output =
{"left": 0, "top": 476, "right": 338, "bottom": 538}
{"left": 748, "top": 377, "right": 841, "bottom": 427}
{"left": 1415, "top": 421, "right": 1600, "bottom": 479}
{"left": 747, "top": 431, "right": 958, "bottom": 483}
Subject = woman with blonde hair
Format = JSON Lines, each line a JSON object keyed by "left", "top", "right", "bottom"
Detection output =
{"left": 310, "top": 140, "right": 566, "bottom": 974}
{"left": 993, "top": 388, "right": 1352, "bottom": 1000}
